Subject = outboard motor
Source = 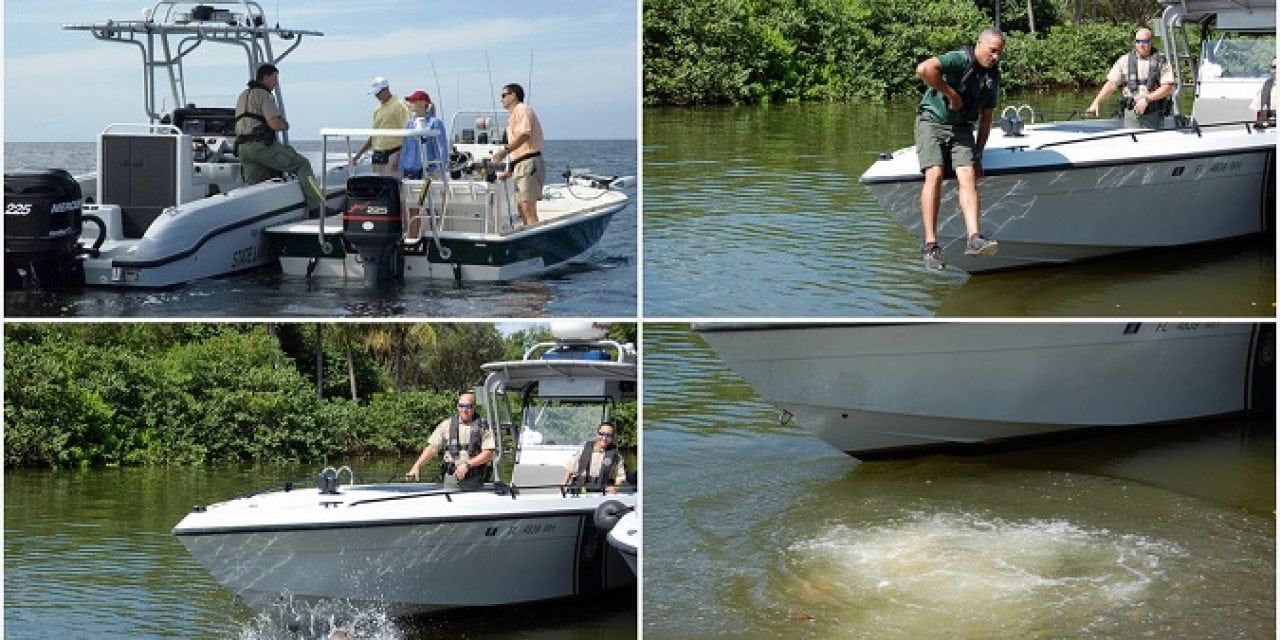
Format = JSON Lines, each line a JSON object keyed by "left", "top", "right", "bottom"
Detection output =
{"left": 342, "top": 175, "right": 404, "bottom": 286}
{"left": 4, "top": 169, "right": 86, "bottom": 290}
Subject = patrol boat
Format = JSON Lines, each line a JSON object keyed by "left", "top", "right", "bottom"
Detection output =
{"left": 263, "top": 110, "right": 635, "bottom": 284}
{"left": 4, "top": 1, "right": 345, "bottom": 289}
{"left": 860, "top": 0, "right": 1276, "bottom": 273}
{"left": 696, "top": 322, "right": 1274, "bottom": 459}
{"left": 172, "top": 324, "right": 637, "bottom": 616}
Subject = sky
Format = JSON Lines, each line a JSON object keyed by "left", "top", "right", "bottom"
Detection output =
{"left": 3, "top": 0, "right": 638, "bottom": 142}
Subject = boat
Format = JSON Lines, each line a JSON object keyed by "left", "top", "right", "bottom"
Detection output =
{"left": 695, "top": 322, "right": 1274, "bottom": 459}
{"left": 606, "top": 509, "right": 639, "bottom": 575}
{"left": 4, "top": 1, "right": 349, "bottom": 290}
{"left": 860, "top": 0, "right": 1276, "bottom": 273}
{"left": 264, "top": 110, "right": 635, "bottom": 285}
{"left": 172, "top": 323, "right": 637, "bottom": 616}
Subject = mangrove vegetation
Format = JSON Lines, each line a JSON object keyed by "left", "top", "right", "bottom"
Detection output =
{"left": 4, "top": 323, "right": 638, "bottom": 469}
{"left": 644, "top": 0, "right": 1164, "bottom": 106}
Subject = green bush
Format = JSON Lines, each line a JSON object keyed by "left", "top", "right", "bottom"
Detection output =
{"left": 644, "top": 0, "right": 1148, "bottom": 105}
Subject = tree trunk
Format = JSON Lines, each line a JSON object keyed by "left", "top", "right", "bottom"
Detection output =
{"left": 346, "top": 344, "right": 358, "bottom": 401}
{"left": 315, "top": 323, "right": 324, "bottom": 400}
{"left": 1026, "top": 0, "right": 1036, "bottom": 33}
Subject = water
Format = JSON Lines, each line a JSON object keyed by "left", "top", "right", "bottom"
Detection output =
{"left": 642, "top": 95, "right": 1275, "bottom": 317}
{"left": 641, "top": 324, "right": 1275, "bottom": 639}
{"left": 3, "top": 140, "right": 637, "bottom": 318}
{"left": 3, "top": 460, "right": 637, "bottom": 639}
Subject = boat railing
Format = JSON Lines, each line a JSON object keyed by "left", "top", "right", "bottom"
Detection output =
{"left": 346, "top": 481, "right": 634, "bottom": 507}
{"left": 1029, "top": 118, "right": 1269, "bottom": 152}
{"left": 317, "top": 127, "right": 457, "bottom": 257}
{"left": 522, "top": 338, "right": 634, "bottom": 362}
{"left": 64, "top": 1, "right": 322, "bottom": 142}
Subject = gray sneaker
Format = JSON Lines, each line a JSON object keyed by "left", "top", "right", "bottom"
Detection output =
{"left": 964, "top": 233, "right": 999, "bottom": 256}
{"left": 922, "top": 243, "right": 945, "bottom": 270}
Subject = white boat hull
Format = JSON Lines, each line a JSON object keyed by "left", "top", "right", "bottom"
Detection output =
{"left": 77, "top": 174, "right": 345, "bottom": 288}
{"left": 697, "top": 322, "right": 1271, "bottom": 458}
{"left": 173, "top": 484, "right": 636, "bottom": 615}
{"left": 861, "top": 121, "right": 1276, "bottom": 273}
{"left": 268, "top": 182, "right": 627, "bottom": 283}
{"left": 607, "top": 511, "right": 639, "bottom": 576}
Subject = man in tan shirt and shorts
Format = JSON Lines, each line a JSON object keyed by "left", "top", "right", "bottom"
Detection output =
{"left": 492, "top": 83, "right": 544, "bottom": 226}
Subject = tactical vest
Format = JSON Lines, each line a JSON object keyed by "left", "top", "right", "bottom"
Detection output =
{"left": 1261, "top": 77, "right": 1275, "bottom": 119}
{"left": 571, "top": 441, "right": 620, "bottom": 492}
{"left": 235, "top": 82, "right": 276, "bottom": 145}
{"left": 446, "top": 415, "right": 487, "bottom": 459}
{"left": 1126, "top": 51, "right": 1170, "bottom": 114}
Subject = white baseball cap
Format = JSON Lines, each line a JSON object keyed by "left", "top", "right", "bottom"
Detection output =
{"left": 368, "top": 76, "right": 389, "bottom": 95}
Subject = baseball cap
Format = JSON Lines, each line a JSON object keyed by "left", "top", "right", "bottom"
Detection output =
{"left": 368, "top": 77, "right": 389, "bottom": 95}
{"left": 405, "top": 90, "right": 432, "bottom": 103}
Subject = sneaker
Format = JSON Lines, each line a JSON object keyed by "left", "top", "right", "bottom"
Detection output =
{"left": 964, "top": 233, "right": 999, "bottom": 256}
{"left": 922, "top": 243, "right": 946, "bottom": 270}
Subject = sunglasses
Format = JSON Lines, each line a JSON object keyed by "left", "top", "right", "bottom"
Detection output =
{"left": 457, "top": 403, "right": 475, "bottom": 408}
{"left": 1134, "top": 38, "right": 1151, "bottom": 44}
{"left": 596, "top": 431, "right": 616, "bottom": 439}
{"left": 500, "top": 91, "right": 511, "bottom": 97}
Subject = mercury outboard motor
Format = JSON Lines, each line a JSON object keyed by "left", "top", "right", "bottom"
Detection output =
{"left": 342, "top": 175, "right": 404, "bottom": 286}
{"left": 4, "top": 169, "right": 86, "bottom": 290}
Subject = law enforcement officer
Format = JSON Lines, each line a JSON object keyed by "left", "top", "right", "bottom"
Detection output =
{"left": 233, "top": 63, "right": 325, "bottom": 214}
{"left": 405, "top": 392, "right": 496, "bottom": 490}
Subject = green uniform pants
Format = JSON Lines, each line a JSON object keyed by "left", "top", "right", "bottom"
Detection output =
{"left": 237, "top": 141, "right": 323, "bottom": 212}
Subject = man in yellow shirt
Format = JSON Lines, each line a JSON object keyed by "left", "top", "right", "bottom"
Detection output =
{"left": 492, "top": 83, "right": 545, "bottom": 226}
{"left": 354, "top": 77, "right": 412, "bottom": 176}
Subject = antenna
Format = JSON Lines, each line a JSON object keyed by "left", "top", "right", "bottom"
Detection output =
{"left": 485, "top": 50, "right": 498, "bottom": 113}
{"left": 527, "top": 49, "right": 534, "bottom": 103}
{"left": 427, "top": 54, "right": 444, "bottom": 118}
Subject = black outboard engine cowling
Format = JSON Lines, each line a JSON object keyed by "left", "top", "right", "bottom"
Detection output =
{"left": 4, "top": 169, "right": 86, "bottom": 290}
{"left": 342, "top": 175, "right": 404, "bottom": 286}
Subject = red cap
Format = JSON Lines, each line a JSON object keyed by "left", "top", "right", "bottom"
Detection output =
{"left": 405, "top": 90, "right": 432, "bottom": 104}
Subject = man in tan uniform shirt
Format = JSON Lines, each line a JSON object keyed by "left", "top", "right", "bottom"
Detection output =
{"left": 405, "top": 392, "right": 496, "bottom": 490}
{"left": 1084, "top": 28, "right": 1175, "bottom": 129}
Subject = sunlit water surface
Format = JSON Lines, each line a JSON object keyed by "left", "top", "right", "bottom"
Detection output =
{"left": 642, "top": 324, "right": 1275, "bottom": 639}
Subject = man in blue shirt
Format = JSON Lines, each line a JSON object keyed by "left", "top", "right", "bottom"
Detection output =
{"left": 401, "top": 90, "right": 448, "bottom": 179}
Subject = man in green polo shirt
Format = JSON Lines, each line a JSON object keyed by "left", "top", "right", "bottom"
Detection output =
{"left": 914, "top": 27, "right": 1005, "bottom": 270}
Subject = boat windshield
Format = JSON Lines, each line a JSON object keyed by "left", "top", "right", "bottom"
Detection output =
{"left": 450, "top": 111, "right": 511, "bottom": 147}
{"left": 1199, "top": 34, "right": 1275, "bottom": 79}
{"left": 519, "top": 398, "right": 613, "bottom": 448}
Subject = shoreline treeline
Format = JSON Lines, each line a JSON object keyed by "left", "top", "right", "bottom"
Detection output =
{"left": 644, "top": 0, "right": 1149, "bottom": 106}
{"left": 4, "top": 323, "right": 637, "bottom": 469}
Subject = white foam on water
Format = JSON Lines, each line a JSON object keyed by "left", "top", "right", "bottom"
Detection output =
{"left": 784, "top": 512, "right": 1185, "bottom": 636}
{"left": 235, "top": 598, "right": 405, "bottom": 640}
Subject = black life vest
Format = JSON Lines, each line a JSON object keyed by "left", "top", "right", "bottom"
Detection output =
{"left": 235, "top": 81, "right": 276, "bottom": 143}
{"left": 1261, "top": 76, "right": 1275, "bottom": 118}
{"left": 446, "top": 415, "right": 487, "bottom": 459}
{"left": 571, "top": 441, "right": 620, "bottom": 491}
{"left": 1126, "top": 51, "right": 1170, "bottom": 113}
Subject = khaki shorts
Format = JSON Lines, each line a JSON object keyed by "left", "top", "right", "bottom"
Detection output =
{"left": 915, "top": 118, "right": 978, "bottom": 172}
{"left": 513, "top": 156, "right": 544, "bottom": 203}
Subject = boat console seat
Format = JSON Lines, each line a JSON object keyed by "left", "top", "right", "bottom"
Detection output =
{"left": 511, "top": 463, "right": 567, "bottom": 488}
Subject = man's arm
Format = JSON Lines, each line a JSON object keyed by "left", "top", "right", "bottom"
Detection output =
{"left": 1134, "top": 81, "right": 1175, "bottom": 115}
{"left": 1085, "top": 81, "right": 1117, "bottom": 117}
{"left": 916, "top": 57, "right": 963, "bottom": 111}
{"left": 406, "top": 442, "right": 439, "bottom": 480}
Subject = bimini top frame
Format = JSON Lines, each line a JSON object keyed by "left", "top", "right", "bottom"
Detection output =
{"left": 63, "top": 0, "right": 322, "bottom": 142}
